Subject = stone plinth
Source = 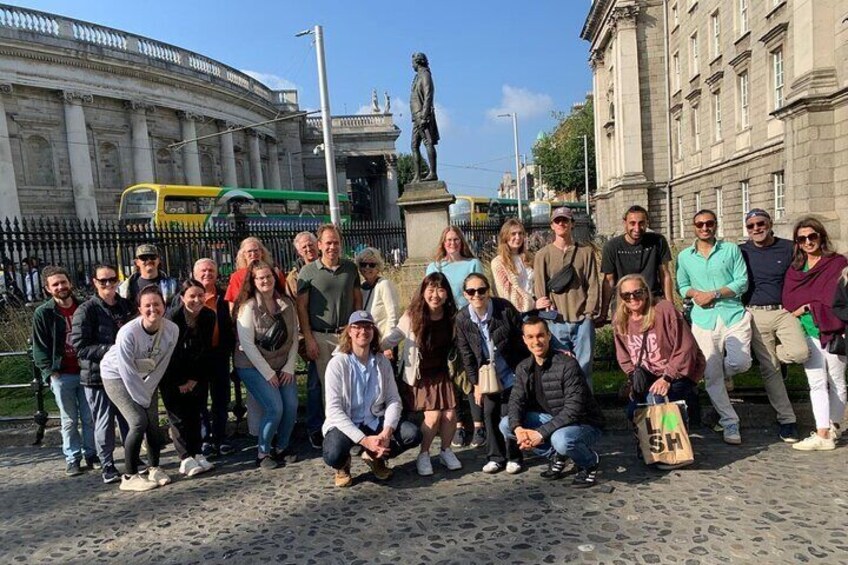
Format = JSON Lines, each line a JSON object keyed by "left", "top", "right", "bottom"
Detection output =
{"left": 397, "top": 180, "right": 455, "bottom": 264}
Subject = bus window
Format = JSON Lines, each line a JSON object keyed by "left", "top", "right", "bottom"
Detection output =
{"left": 340, "top": 200, "right": 351, "bottom": 216}
{"left": 120, "top": 189, "right": 156, "bottom": 218}
{"left": 529, "top": 201, "right": 551, "bottom": 222}
{"left": 449, "top": 199, "right": 472, "bottom": 223}
{"left": 286, "top": 200, "right": 302, "bottom": 214}
{"left": 301, "top": 202, "right": 324, "bottom": 216}
{"left": 259, "top": 201, "right": 287, "bottom": 216}
{"left": 164, "top": 196, "right": 197, "bottom": 214}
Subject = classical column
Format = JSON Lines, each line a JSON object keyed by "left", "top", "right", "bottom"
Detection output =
{"left": 178, "top": 111, "right": 202, "bottom": 185}
{"left": 126, "top": 100, "right": 155, "bottom": 183}
{"left": 61, "top": 91, "right": 98, "bottom": 222}
{"left": 384, "top": 154, "right": 400, "bottom": 222}
{"left": 0, "top": 85, "right": 21, "bottom": 221}
{"left": 217, "top": 120, "right": 237, "bottom": 187}
{"left": 610, "top": 5, "right": 646, "bottom": 183}
{"left": 248, "top": 130, "right": 263, "bottom": 188}
{"left": 266, "top": 138, "right": 282, "bottom": 189}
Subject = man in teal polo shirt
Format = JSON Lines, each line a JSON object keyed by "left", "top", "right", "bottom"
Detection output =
{"left": 676, "top": 209, "right": 751, "bottom": 445}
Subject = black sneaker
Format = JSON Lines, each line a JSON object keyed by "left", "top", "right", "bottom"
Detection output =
{"left": 66, "top": 460, "right": 83, "bottom": 477}
{"left": 101, "top": 463, "right": 121, "bottom": 484}
{"left": 779, "top": 423, "right": 800, "bottom": 443}
{"left": 451, "top": 427, "right": 468, "bottom": 448}
{"left": 218, "top": 443, "right": 235, "bottom": 456}
{"left": 309, "top": 430, "right": 324, "bottom": 450}
{"left": 274, "top": 448, "right": 299, "bottom": 465}
{"left": 470, "top": 427, "right": 487, "bottom": 448}
{"left": 572, "top": 464, "right": 599, "bottom": 489}
{"left": 257, "top": 455, "right": 279, "bottom": 470}
{"left": 540, "top": 454, "right": 570, "bottom": 480}
{"left": 85, "top": 455, "right": 102, "bottom": 470}
{"left": 201, "top": 442, "right": 217, "bottom": 457}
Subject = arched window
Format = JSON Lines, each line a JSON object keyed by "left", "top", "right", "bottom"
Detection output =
{"left": 25, "top": 135, "right": 55, "bottom": 186}
{"left": 98, "top": 142, "right": 123, "bottom": 188}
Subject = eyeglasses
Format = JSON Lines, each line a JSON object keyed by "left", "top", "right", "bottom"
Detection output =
{"left": 137, "top": 255, "right": 158, "bottom": 262}
{"left": 464, "top": 287, "right": 489, "bottom": 296}
{"left": 694, "top": 220, "right": 716, "bottom": 229}
{"left": 620, "top": 289, "right": 647, "bottom": 302}
{"left": 254, "top": 274, "right": 275, "bottom": 282}
{"left": 94, "top": 277, "right": 118, "bottom": 285}
{"left": 746, "top": 220, "right": 767, "bottom": 230}
{"left": 350, "top": 324, "right": 374, "bottom": 332}
{"left": 795, "top": 233, "right": 820, "bottom": 244}
{"left": 552, "top": 217, "right": 572, "bottom": 225}
{"left": 359, "top": 262, "right": 377, "bottom": 269}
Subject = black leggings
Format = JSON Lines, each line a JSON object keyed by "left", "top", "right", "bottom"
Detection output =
{"left": 456, "top": 389, "right": 483, "bottom": 428}
{"left": 102, "top": 378, "right": 161, "bottom": 475}
{"left": 161, "top": 381, "right": 206, "bottom": 460}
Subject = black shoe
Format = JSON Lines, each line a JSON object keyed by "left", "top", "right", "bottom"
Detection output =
{"left": 540, "top": 454, "right": 570, "bottom": 480}
{"left": 572, "top": 464, "right": 599, "bottom": 489}
{"left": 85, "top": 455, "right": 102, "bottom": 470}
{"left": 201, "top": 442, "right": 217, "bottom": 457}
{"left": 66, "top": 460, "right": 83, "bottom": 477}
{"left": 101, "top": 463, "right": 121, "bottom": 484}
{"left": 451, "top": 427, "right": 468, "bottom": 448}
{"left": 257, "top": 455, "right": 279, "bottom": 470}
{"left": 309, "top": 430, "right": 324, "bottom": 450}
{"left": 218, "top": 443, "right": 235, "bottom": 456}
{"left": 779, "top": 423, "right": 800, "bottom": 443}
{"left": 274, "top": 448, "right": 299, "bottom": 465}
{"left": 470, "top": 427, "right": 486, "bottom": 448}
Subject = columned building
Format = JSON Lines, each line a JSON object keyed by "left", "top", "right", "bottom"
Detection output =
{"left": 582, "top": 0, "right": 848, "bottom": 246}
{"left": 0, "top": 4, "right": 400, "bottom": 221}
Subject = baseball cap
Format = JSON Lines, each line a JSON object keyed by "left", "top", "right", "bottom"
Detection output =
{"left": 348, "top": 310, "right": 375, "bottom": 325}
{"left": 744, "top": 208, "right": 771, "bottom": 222}
{"left": 551, "top": 207, "right": 574, "bottom": 221}
{"left": 135, "top": 244, "right": 160, "bottom": 258}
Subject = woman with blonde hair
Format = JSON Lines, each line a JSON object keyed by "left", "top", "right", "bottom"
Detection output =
{"left": 490, "top": 219, "right": 534, "bottom": 312}
{"left": 356, "top": 247, "right": 400, "bottom": 340}
{"left": 224, "top": 237, "right": 286, "bottom": 305}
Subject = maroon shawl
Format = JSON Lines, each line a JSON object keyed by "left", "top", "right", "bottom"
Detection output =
{"left": 783, "top": 253, "right": 848, "bottom": 346}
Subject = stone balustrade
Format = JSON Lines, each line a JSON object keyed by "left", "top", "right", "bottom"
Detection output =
{"left": 306, "top": 114, "right": 395, "bottom": 131}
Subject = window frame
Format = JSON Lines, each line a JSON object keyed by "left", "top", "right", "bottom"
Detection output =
{"left": 773, "top": 172, "right": 786, "bottom": 219}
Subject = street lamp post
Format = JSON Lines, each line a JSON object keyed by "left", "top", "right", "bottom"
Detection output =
{"left": 498, "top": 112, "right": 523, "bottom": 221}
{"left": 296, "top": 25, "right": 341, "bottom": 225}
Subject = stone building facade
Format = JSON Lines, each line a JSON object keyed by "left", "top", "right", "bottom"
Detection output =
{"left": 582, "top": 0, "right": 848, "bottom": 246}
{"left": 0, "top": 4, "right": 400, "bottom": 222}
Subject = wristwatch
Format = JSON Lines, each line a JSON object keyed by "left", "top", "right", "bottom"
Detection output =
{"left": 662, "top": 375, "right": 673, "bottom": 384}
{"left": 713, "top": 290, "right": 721, "bottom": 300}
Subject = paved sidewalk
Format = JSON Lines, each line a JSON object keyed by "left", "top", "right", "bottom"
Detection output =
{"left": 2, "top": 429, "right": 848, "bottom": 564}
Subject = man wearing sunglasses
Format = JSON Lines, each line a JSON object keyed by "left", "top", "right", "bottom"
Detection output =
{"left": 676, "top": 209, "right": 751, "bottom": 445}
{"left": 117, "top": 244, "right": 178, "bottom": 305}
{"left": 739, "top": 209, "right": 807, "bottom": 443}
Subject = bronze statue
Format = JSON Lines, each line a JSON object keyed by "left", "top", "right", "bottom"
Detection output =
{"left": 410, "top": 52, "right": 439, "bottom": 182}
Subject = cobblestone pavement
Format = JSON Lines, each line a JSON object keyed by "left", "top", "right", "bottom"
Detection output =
{"left": 2, "top": 428, "right": 848, "bottom": 564}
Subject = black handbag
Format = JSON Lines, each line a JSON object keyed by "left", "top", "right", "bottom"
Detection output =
{"left": 256, "top": 312, "right": 288, "bottom": 351}
{"left": 547, "top": 244, "right": 578, "bottom": 294}
{"left": 826, "top": 334, "right": 846, "bottom": 356}
{"left": 630, "top": 329, "right": 657, "bottom": 397}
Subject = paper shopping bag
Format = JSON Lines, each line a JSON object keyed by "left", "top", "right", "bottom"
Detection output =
{"left": 634, "top": 400, "right": 694, "bottom": 467}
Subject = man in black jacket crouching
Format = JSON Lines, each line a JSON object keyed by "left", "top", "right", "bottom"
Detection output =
{"left": 499, "top": 316, "right": 605, "bottom": 488}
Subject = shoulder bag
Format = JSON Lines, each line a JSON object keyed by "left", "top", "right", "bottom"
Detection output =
{"left": 547, "top": 244, "right": 579, "bottom": 295}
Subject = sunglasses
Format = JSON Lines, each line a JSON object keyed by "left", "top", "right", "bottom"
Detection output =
{"left": 464, "top": 286, "right": 489, "bottom": 296}
{"left": 552, "top": 217, "right": 572, "bottom": 225}
{"left": 746, "top": 220, "right": 767, "bottom": 230}
{"left": 137, "top": 255, "right": 158, "bottom": 262}
{"left": 795, "top": 233, "right": 820, "bottom": 244}
{"left": 694, "top": 220, "right": 716, "bottom": 229}
{"left": 94, "top": 277, "right": 118, "bottom": 285}
{"left": 359, "top": 262, "right": 377, "bottom": 269}
{"left": 620, "top": 289, "right": 647, "bottom": 302}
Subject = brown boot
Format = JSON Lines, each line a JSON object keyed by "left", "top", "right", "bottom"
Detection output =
{"left": 334, "top": 456, "right": 352, "bottom": 488}
{"left": 362, "top": 451, "right": 393, "bottom": 480}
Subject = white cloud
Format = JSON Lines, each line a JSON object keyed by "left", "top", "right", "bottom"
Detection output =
{"left": 486, "top": 85, "right": 554, "bottom": 121}
{"left": 240, "top": 70, "right": 298, "bottom": 91}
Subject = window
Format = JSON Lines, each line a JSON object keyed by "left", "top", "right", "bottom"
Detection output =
{"left": 672, "top": 3, "right": 679, "bottom": 27}
{"left": 774, "top": 172, "right": 785, "bottom": 219}
{"left": 690, "top": 33, "right": 700, "bottom": 76}
{"left": 713, "top": 91, "right": 722, "bottom": 141}
{"left": 773, "top": 49, "right": 784, "bottom": 110}
{"left": 692, "top": 106, "right": 701, "bottom": 151}
{"left": 739, "top": 72, "right": 750, "bottom": 128}
{"left": 675, "top": 116, "right": 683, "bottom": 159}
{"left": 673, "top": 52, "right": 681, "bottom": 92}
{"left": 695, "top": 192, "right": 702, "bottom": 212}
{"left": 25, "top": 135, "right": 55, "bottom": 186}
{"left": 711, "top": 11, "right": 721, "bottom": 59}
{"left": 678, "top": 196, "right": 685, "bottom": 238}
{"left": 715, "top": 188, "right": 724, "bottom": 237}
{"left": 739, "top": 0, "right": 748, "bottom": 35}
{"left": 740, "top": 180, "right": 750, "bottom": 234}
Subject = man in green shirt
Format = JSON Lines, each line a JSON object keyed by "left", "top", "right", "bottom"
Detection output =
{"left": 676, "top": 209, "right": 751, "bottom": 445}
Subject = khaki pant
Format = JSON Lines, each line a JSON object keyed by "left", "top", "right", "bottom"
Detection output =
{"left": 748, "top": 307, "right": 809, "bottom": 424}
{"left": 313, "top": 332, "right": 340, "bottom": 386}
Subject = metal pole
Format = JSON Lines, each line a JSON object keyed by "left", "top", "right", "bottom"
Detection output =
{"left": 508, "top": 114, "right": 522, "bottom": 220}
{"left": 286, "top": 150, "right": 294, "bottom": 188}
{"left": 314, "top": 25, "right": 341, "bottom": 225}
{"left": 583, "top": 134, "right": 591, "bottom": 220}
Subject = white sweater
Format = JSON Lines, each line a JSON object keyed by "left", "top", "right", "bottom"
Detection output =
{"left": 364, "top": 277, "right": 400, "bottom": 339}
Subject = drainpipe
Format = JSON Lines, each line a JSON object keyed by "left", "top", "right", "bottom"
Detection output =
{"left": 663, "top": 0, "right": 674, "bottom": 238}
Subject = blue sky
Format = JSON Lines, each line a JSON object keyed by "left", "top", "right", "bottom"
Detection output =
{"left": 9, "top": 0, "right": 594, "bottom": 197}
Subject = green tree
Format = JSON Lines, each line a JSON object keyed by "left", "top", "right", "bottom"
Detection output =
{"left": 532, "top": 99, "right": 595, "bottom": 196}
{"left": 396, "top": 152, "right": 428, "bottom": 196}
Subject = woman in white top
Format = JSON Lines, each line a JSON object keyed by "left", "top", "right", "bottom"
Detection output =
{"left": 490, "top": 218, "right": 534, "bottom": 312}
{"left": 356, "top": 247, "right": 400, "bottom": 339}
{"left": 233, "top": 260, "right": 299, "bottom": 469}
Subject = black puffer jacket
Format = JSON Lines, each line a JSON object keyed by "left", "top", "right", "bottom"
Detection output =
{"left": 70, "top": 295, "right": 135, "bottom": 386}
{"left": 455, "top": 297, "right": 527, "bottom": 386}
{"left": 164, "top": 304, "right": 216, "bottom": 387}
{"left": 508, "top": 351, "right": 605, "bottom": 439}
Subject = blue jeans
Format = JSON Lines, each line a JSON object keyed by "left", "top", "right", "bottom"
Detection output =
{"left": 323, "top": 420, "right": 422, "bottom": 469}
{"left": 499, "top": 412, "right": 602, "bottom": 470}
{"left": 306, "top": 361, "right": 324, "bottom": 434}
{"left": 50, "top": 373, "right": 96, "bottom": 464}
{"left": 237, "top": 367, "right": 298, "bottom": 455}
{"left": 83, "top": 386, "right": 118, "bottom": 467}
{"left": 548, "top": 318, "right": 595, "bottom": 390}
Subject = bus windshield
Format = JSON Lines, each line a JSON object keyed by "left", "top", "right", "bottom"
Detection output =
{"left": 120, "top": 189, "right": 156, "bottom": 217}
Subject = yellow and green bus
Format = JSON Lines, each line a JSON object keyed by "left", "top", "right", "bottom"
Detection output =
{"left": 119, "top": 184, "right": 352, "bottom": 227}
{"left": 449, "top": 196, "right": 531, "bottom": 224}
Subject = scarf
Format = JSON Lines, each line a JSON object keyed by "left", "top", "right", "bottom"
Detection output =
{"left": 783, "top": 253, "right": 848, "bottom": 345}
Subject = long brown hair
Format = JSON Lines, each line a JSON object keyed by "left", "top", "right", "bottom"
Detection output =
{"left": 791, "top": 216, "right": 835, "bottom": 270}
{"left": 408, "top": 272, "right": 457, "bottom": 349}
{"left": 613, "top": 274, "right": 656, "bottom": 335}
{"left": 433, "top": 225, "right": 476, "bottom": 262}
{"left": 337, "top": 323, "right": 382, "bottom": 354}
{"left": 232, "top": 260, "right": 286, "bottom": 320}
{"left": 496, "top": 218, "right": 533, "bottom": 275}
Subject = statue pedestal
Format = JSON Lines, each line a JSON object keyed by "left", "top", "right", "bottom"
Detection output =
{"left": 397, "top": 180, "right": 455, "bottom": 264}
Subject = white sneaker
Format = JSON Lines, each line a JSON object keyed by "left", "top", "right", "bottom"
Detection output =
{"left": 438, "top": 448, "right": 462, "bottom": 471}
{"left": 179, "top": 457, "right": 203, "bottom": 477}
{"left": 148, "top": 466, "right": 172, "bottom": 485}
{"left": 119, "top": 473, "right": 158, "bottom": 492}
{"left": 792, "top": 432, "right": 836, "bottom": 451}
{"left": 830, "top": 422, "right": 843, "bottom": 441}
{"left": 482, "top": 461, "right": 503, "bottom": 474}
{"left": 195, "top": 455, "right": 214, "bottom": 473}
{"left": 505, "top": 461, "right": 523, "bottom": 474}
{"left": 416, "top": 452, "right": 434, "bottom": 476}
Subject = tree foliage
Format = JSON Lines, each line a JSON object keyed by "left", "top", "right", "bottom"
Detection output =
{"left": 396, "top": 153, "right": 418, "bottom": 197}
{"left": 532, "top": 99, "right": 596, "bottom": 196}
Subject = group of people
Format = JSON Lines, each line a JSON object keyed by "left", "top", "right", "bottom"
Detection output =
{"left": 29, "top": 203, "right": 848, "bottom": 492}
